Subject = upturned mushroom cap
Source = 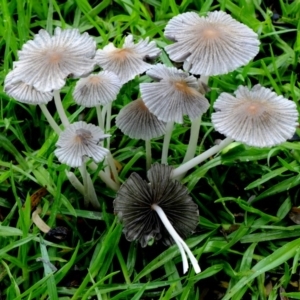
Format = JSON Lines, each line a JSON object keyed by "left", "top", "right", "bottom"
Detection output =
{"left": 114, "top": 163, "right": 199, "bottom": 247}
{"left": 140, "top": 64, "right": 209, "bottom": 123}
{"left": 11, "top": 27, "right": 96, "bottom": 92}
{"left": 164, "top": 11, "right": 260, "bottom": 76}
{"left": 211, "top": 84, "right": 299, "bottom": 147}
{"left": 94, "top": 35, "right": 161, "bottom": 84}
{"left": 115, "top": 98, "right": 166, "bottom": 140}
{"left": 54, "top": 121, "right": 110, "bottom": 167}
{"left": 4, "top": 69, "right": 53, "bottom": 104}
{"left": 73, "top": 70, "right": 122, "bottom": 107}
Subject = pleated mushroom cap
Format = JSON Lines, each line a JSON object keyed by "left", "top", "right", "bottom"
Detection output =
{"left": 4, "top": 69, "right": 53, "bottom": 105}
{"left": 12, "top": 27, "right": 96, "bottom": 92}
{"left": 211, "top": 85, "right": 299, "bottom": 147}
{"left": 73, "top": 70, "right": 122, "bottom": 107}
{"left": 94, "top": 35, "right": 161, "bottom": 84}
{"left": 114, "top": 163, "right": 199, "bottom": 247}
{"left": 115, "top": 98, "right": 166, "bottom": 140}
{"left": 164, "top": 11, "right": 260, "bottom": 76}
{"left": 140, "top": 64, "right": 209, "bottom": 123}
{"left": 54, "top": 121, "right": 110, "bottom": 167}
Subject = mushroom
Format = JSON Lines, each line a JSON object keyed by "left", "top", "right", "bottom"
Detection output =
{"left": 114, "top": 163, "right": 200, "bottom": 274}
{"left": 55, "top": 121, "right": 111, "bottom": 208}
{"left": 172, "top": 85, "right": 299, "bottom": 178}
{"left": 164, "top": 11, "right": 260, "bottom": 76}
{"left": 116, "top": 98, "right": 166, "bottom": 140}
{"left": 140, "top": 64, "right": 209, "bottom": 123}
{"left": 11, "top": 27, "right": 96, "bottom": 92}
{"left": 73, "top": 70, "right": 122, "bottom": 108}
{"left": 4, "top": 69, "right": 53, "bottom": 105}
{"left": 115, "top": 98, "right": 166, "bottom": 169}
{"left": 54, "top": 121, "right": 110, "bottom": 168}
{"left": 212, "top": 85, "right": 299, "bottom": 147}
{"left": 94, "top": 35, "right": 161, "bottom": 84}
{"left": 140, "top": 63, "right": 209, "bottom": 164}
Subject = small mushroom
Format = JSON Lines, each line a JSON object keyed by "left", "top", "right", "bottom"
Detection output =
{"left": 140, "top": 64, "right": 209, "bottom": 124}
{"left": 11, "top": 27, "right": 96, "bottom": 92}
{"left": 94, "top": 35, "right": 161, "bottom": 84}
{"left": 54, "top": 121, "right": 110, "bottom": 168}
{"left": 4, "top": 69, "right": 53, "bottom": 105}
{"left": 164, "top": 11, "right": 260, "bottom": 76}
{"left": 115, "top": 98, "right": 166, "bottom": 140}
{"left": 211, "top": 84, "right": 299, "bottom": 148}
{"left": 114, "top": 163, "right": 200, "bottom": 274}
{"left": 73, "top": 70, "right": 122, "bottom": 107}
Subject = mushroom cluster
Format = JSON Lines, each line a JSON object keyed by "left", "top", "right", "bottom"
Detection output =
{"left": 4, "top": 9, "right": 299, "bottom": 277}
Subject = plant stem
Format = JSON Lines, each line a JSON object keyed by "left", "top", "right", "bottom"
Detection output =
{"left": 39, "top": 104, "right": 61, "bottom": 134}
{"left": 89, "top": 162, "right": 120, "bottom": 191}
{"left": 145, "top": 139, "right": 152, "bottom": 170}
{"left": 65, "top": 170, "right": 84, "bottom": 195}
{"left": 107, "top": 152, "right": 120, "bottom": 185}
{"left": 79, "top": 162, "right": 100, "bottom": 209}
{"left": 96, "top": 105, "right": 104, "bottom": 130}
{"left": 182, "top": 75, "right": 210, "bottom": 165}
{"left": 161, "top": 121, "right": 174, "bottom": 164}
{"left": 53, "top": 89, "right": 69, "bottom": 128}
{"left": 152, "top": 204, "right": 200, "bottom": 274}
{"left": 182, "top": 115, "right": 202, "bottom": 164}
{"left": 171, "top": 137, "right": 234, "bottom": 179}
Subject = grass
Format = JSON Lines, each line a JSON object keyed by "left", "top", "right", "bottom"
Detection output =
{"left": 1, "top": 0, "right": 300, "bottom": 299}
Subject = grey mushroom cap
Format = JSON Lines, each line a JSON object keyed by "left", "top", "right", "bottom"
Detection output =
{"left": 94, "top": 35, "right": 161, "bottom": 84}
{"left": 211, "top": 84, "right": 299, "bottom": 148}
{"left": 140, "top": 64, "right": 209, "bottom": 123}
{"left": 4, "top": 69, "right": 53, "bottom": 105}
{"left": 114, "top": 163, "right": 199, "bottom": 247}
{"left": 73, "top": 70, "right": 122, "bottom": 107}
{"left": 54, "top": 121, "right": 110, "bottom": 167}
{"left": 12, "top": 27, "right": 96, "bottom": 92}
{"left": 164, "top": 11, "right": 260, "bottom": 76}
{"left": 115, "top": 98, "right": 166, "bottom": 140}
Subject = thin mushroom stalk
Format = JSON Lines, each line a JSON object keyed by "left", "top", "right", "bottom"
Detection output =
{"left": 161, "top": 121, "right": 174, "bottom": 164}
{"left": 152, "top": 204, "right": 201, "bottom": 274}
{"left": 172, "top": 137, "right": 234, "bottom": 179}
{"left": 182, "top": 75, "right": 210, "bottom": 169}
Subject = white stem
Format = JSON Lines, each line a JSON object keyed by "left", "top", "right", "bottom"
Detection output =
{"left": 105, "top": 102, "right": 112, "bottom": 150}
{"left": 161, "top": 121, "right": 174, "bottom": 164}
{"left": 89, "top": 161, "right": 120, "bottom": 191}
{"left": 39, "top": 104, "right": 61, "bottom": 134}
{"left": 107, "top": 152, "right": 120, "bottom": 185}
{"left": 181, "top": 75, "right": 209, "bottom": 166}
{"left": 96, "top": 105, "right": 104, "bottom": 130}
{"left": 79, "top": 162, "right": 100, "bottom": 209}
{"left": 182, "top": 115, "right": 202, "bottom": 164}
{"left": 152, "top": 204, "right": 200, "bottom": 274}
{"left": 145, "top": 139, "right": 152, "bottom": 170}
{"left": 65, "top": 170, "right": 84, "bottom": 194}
{"left": 79, "top": 163, "right": 89, "bottom": 207}
{"left": 53, "top": 90, "right": 69, "bottom": 128}
{"left": 172, "top": 137, "right": 234, "bottom": 179}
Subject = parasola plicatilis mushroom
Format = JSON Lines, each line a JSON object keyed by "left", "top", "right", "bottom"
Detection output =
{"left": 73, "top": 70, "right": 122, "bottom": 107}
{"left": 211, "top": 84, "right": 299, "bottom": 148}
{"left": 94, "top": 35, "right": 161, "bottom": 84}
{"left": 114, "top": 163, "right": 200, "bottom": 274}
{"left": 164, "top": 11, "right": 260, "bottom": 76}
{"left": 11, "top": 28, "right": 96, "bottom": 92}
{"left": 54, "top": 121, "right": 110, "bottom": 168}
{"left": 140, "top": 64, "right": 209, "bottom": 124}
{"left": 115, "top": 98, "right": 166, "bottom": 140}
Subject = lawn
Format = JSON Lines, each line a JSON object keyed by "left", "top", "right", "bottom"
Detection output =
{"left": 1, "top": 0, "right": 300, "bottom": 299}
